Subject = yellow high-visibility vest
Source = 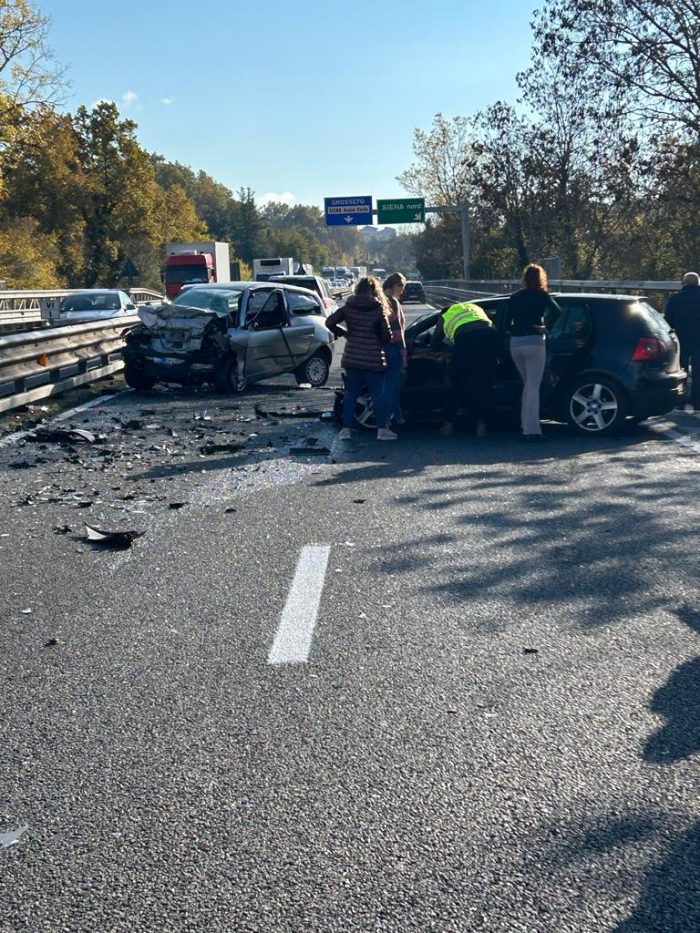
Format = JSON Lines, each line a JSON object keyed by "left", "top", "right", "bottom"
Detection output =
{"left": 442, "top": 302, "right": 492, "bottom": 343}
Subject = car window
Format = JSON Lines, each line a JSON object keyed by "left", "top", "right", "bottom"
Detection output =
{"left": 246, "top": 290, "right": 287, "bottom": 327}
{"left": 634, "top": 300, "right": 671, "bottom": 337}
{"left": 549, "top": 300, "right": 592, "bottom": 339}
{"left": 287, "top": 292, "right": 321, "bottom": 316}
{"left": 174, "top": 288, "right": 242, "bottom": 312}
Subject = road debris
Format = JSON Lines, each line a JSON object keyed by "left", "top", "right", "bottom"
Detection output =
{"left": 0, "top": 825, "right": 29, "bottom": 849}
{"left": 523, "top": 647, "right": 539, "bottom": 655}
{"left": 84, "top": 524, "right": 144, "bottom": 550}
{"left": 44, "top": 638, "right": 59, "bottom": 648}
{"left": 289, "top": 446, "right": 331, "bottom": 456}
{"left": 168, "top": 502, "right": 187, "bottom": 510}
{"left": 26, "top": 427, "right": 104, "bottom": 445}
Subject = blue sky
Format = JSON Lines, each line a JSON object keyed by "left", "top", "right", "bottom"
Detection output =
{"left": 40, "top": 0, "right": 538, "bottom": 211}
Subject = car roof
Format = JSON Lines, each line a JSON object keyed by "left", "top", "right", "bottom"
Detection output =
{"left": 182, "top": 280, "right": 318, "bottom": 296}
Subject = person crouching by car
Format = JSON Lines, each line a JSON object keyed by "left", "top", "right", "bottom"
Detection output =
{"left": 508, "top": 264, "right": 561, "bottom": 441}
{"left": 325, "top": 276, "right": 396, "bottom": 441}
{"left": 382, "top": 271, "right": 408, "bottom": 427}
{"left": 431, "top": 301, "right": 500, "bottom": 437}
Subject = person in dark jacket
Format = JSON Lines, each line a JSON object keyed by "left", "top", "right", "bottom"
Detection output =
{"left": 325, "top": 277, "right": 396, "bottom": 441}
{"left": 665, "top": 272, "right": 700, "bottom": 409}
{"left": 508, "top": 264, "right": 561, "bottom": 440}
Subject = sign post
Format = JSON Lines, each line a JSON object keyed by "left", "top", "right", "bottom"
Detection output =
{"left": 377, "top": 198, "right": 425, "bottom": 224}
{"left": 324, "top": 196, "right": 373, "bottom": 226}
{"left": 121, "top": 258, "right": 140, "bottom": 290}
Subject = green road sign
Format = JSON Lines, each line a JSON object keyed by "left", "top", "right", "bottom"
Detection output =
{"left": 376, "top": 198, "right": 425, "bottom": 224}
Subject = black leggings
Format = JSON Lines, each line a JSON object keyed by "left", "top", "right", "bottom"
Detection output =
{"left": 447, "top": 326, "right": 500, "bottom": 423}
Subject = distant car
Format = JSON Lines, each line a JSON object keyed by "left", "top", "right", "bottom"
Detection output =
{"left": 267, "top": 274, "right": 338, "bottom": 315}
{"left": 401, "top": 281, "right": 427, "bottom": 303}
{"left": 51, "top": 289, "right": 138, "bottom": 324}
{"left": 123, "top": 282, "right": 334, "bottom": 392}
{"left": 335, "top": 293, "right": 686, "bottom": 435}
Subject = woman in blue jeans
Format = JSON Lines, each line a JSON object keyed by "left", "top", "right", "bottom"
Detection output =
{"left": 382, "top": 272, "right": 407, "bottom": 427}
{"left": 325, "top": 277, "right": 396, "bottom": 441}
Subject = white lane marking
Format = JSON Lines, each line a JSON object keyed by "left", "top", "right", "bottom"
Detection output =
{"left": 52, "top": 392, "right": 126, "bottom": 422}
{"left": 656, "top": 426, "right": 700, "bottom": 455}
{"left": 268, "top": 545, "right": 330, "bottom": 665}
{"left": 0, "top": 391, "right": 127, "bottom": 448}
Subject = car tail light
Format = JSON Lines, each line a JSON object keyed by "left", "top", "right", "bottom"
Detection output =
{"left": 631, "top": 336, "right": 664, "bottom": 361}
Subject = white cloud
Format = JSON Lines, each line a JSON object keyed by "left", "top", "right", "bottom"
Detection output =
{"left": 122, "top": 90, "right": 138, "bottom": 107}
{"left": 160, "top": 96, "right": 175, "bottom": 105}
{"left": 260, "top": 191, "right": 297, "bottom": 206}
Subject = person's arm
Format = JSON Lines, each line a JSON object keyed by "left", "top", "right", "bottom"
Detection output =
{"left": 325, "top": 305, "right": 346, "bottom": 338}
{"left": 377, "top": 306, "right": 393, "bottom": 344}
{"left": 430, "top": 315, "right": 447, "bottom": 350}
{"left": 544, "top": 294, "right": 562, "bottom": 331}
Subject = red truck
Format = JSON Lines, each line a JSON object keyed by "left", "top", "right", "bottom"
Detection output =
{"left": 164, "top": 242, "right": 231, "bottom": 299}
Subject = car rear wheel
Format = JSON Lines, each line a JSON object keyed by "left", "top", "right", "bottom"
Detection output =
{"left": 124, "top": 365, "right": 155, "bottom": 391}
{"left": 295, "top": 350, "right": 330, "bottom": 387}
{"left": 566, "top": 377, "right": 628, "bottom": 435}
{"left": 353, "top": 391, "right": 377, "bottom": 430}
{"left": 214, "top": 356, "right": 246, "bottom": 394}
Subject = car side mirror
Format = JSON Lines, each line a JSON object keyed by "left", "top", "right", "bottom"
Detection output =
{"left": 126, "top": 303, "right": 137, "bottom": 311}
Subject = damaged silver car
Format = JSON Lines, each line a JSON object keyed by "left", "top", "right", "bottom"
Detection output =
{"left": 123, "top": 283, "right": 334, "bottom": 392}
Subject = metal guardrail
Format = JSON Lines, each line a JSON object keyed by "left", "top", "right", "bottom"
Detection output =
{"left": 0, "top": 288, "right": 163, "bottom": 332}
{"left": 423, "top": 279, "right": 679, "bottom": 309}
{"left": 0, "top": 315, "right": 139, "bottom": 414}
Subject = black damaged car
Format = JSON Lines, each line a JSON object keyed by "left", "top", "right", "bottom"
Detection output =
{"left": 337, "top": 293, "right": 686, "bottom": 436}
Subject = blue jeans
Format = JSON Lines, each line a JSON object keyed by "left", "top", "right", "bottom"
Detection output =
{"left": 384, "top": 344, "right": 404, "bottom": 423}
{"left": 343, "top": 368, "right": 386, "bottom": 428}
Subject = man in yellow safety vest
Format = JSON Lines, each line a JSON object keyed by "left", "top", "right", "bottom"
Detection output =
{"left": 430, "top": 301, "right": 500, "bottom": 437}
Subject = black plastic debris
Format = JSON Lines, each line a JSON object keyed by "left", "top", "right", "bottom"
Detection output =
{"left": 199, "top": 442, "right": 245, "bottom": 455}
{"left": 26, "top": 427, "right": 103, "bottom": 445}
{"left": 168, "top": 502, "right": 187, "bottom": 510}
{"left": 44, "top": 638, "right": 58, "bottom": 648}
{"left": 352, "top": 499, "right": 366, "bottom": 504}
{"left": 84, "top": 524, "right": 144, "bottom": 550}
{"left": 8, "top": 461, "right": 33, "bottom": 470}
{"left": 257, "top": 406, "right": 324, "bottom": 419}
{"left": 523, "top": 647, "right": 539, "bottom": 655}
{"left": 289, "top": 446, "right": 331, "bottom": 456}
{"left": 122, "top": 419, "right": 143, "bottom": 430}
{"left": 224, "top": 507, "right": 237, "bottom": 514}
{"left": 53, "top": 524, "right": 72, "bottom": 535}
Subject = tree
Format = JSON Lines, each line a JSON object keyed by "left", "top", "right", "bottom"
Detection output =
{"left": 0, "top": 0, "right": 66, "bottom": 131}
{"left": 0, "top": 217, "right": 62, "bottom": 287}
{"left": 533, "top": 0, "right": 700, "bottom": 135}
{"left": 1, "top": 104, "right": 86, "bottom": 283}
{"left": 73, "top": 101, "right": 159, "bottom": 287}
{"left": 397, "top": 113, "right": 472, "bottom": 206}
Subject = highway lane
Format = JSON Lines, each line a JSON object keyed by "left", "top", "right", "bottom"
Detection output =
{"left": 1, "top": 313, "right": 699, "bottom": 931}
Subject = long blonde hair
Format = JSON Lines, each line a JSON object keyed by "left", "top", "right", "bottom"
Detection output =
{"left": 355, "top": 275, "right": 390, "bottom": 312}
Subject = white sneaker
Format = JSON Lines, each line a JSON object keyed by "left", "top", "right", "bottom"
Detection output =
{"left": 377, "top": 428, "right": 398, "bottom": 441}
{"left": 338, "top": 427, "right": 352, "bottom": 440}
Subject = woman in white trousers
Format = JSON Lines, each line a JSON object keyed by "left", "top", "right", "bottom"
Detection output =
{"left": 507, "top": 264, "right": 561, "bottom": 441}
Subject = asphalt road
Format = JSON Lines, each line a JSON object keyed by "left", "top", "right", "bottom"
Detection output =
{"left": 1, "top": 305, "right": 699, "bottom": 932}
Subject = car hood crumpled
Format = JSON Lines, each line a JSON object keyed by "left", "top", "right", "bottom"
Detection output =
{"left": 138, "top": 301, "right": 229, "bottom": 338}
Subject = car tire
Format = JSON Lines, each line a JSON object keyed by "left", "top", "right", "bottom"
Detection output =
{"left": 295, "top": 350, "right": 330, "bottom": 387}
{"left": 124, "top": 365, "right": 155, "bottom": 391}
{"left": 565, "top": 376, "right": 628, "bottom": 435}
{"left": 215, "top": 356, "right": 246, "bottom": 394}
{"left": 353, "top": 390, "right": 378, "bottom": 430}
